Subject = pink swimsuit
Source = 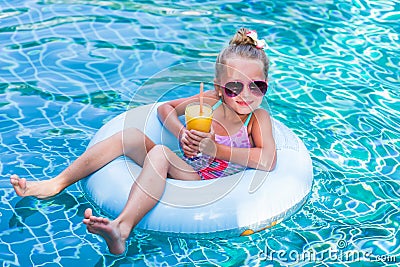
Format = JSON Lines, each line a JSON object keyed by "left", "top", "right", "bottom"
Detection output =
{"left": 185, "top": 100, "right": 253, "bottom": 180}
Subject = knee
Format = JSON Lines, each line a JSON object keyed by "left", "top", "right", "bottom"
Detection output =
{"left": 147, "top": 145, "right": 175, "bottom": 168}
{"left": 147, "top": 145, "right": 170, "bottom": 161}
{"left": 143, "top": 145, "right": 170, "bottom": 173}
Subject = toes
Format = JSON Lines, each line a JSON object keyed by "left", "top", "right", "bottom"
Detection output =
{"left": 90, "top": 216, "right": 106, "bottom": 224}
{"left": 10, "top": 175, "right": 18, "bottom": 184}
{"left": 84, "top": 215, "right": 110, "bottom": 226}
{"left": 18, "top": 178, "right": 26, "bottom": 187}
{"left": 89, "top": 215, "right": 97, "bottom": 223}
{"left": 84, "top": 208, "right": 92, "bottom": 219}
{"left": 88, "top": 215, "right": 98, "bottom": 225}
{"left": 83, "top": 212, "right": 111, "bottom": 229}
{"left": 83, "top": 217, "right": 96, "bottom": 226}
{"left": 83, "top": 209, "right": 95, "bottom": 225}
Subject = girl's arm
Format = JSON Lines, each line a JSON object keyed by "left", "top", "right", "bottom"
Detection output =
{"left": 157, "top": 91, "right": 219, "bottom": 157}
{"left": 157, "top": 90, "right": 218, "bottom": 138}
{"left": 198, "top": 109, "right": 276, "bottom": 171}
{"left": 157, "top": 97, "right": 191, "bottom": 139}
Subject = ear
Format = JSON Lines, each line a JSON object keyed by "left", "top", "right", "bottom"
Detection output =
{"left": 214, "top": 78, "right": 223, "bottom": 97}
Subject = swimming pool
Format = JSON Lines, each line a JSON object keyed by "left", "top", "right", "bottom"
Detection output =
{"left": 0, "top": 0, "right": 399, "bottom": 266}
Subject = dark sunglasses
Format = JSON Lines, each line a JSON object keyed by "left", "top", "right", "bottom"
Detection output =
{"left": 222, "top": 81, "right": 268, "bottom": 97}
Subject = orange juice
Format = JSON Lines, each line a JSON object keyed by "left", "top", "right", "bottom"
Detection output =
{"left": 185, "top": 102, "right": 213, "bottom": 132}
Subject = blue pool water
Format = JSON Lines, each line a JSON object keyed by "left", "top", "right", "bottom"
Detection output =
{"left": 0, "top": 0, "right": 399, "bottom": 266}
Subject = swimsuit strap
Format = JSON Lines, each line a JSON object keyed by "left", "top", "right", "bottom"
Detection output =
{"left": 212, "top": 99, "right": 223, "bottom": 111}
{"left": 213, "top": 99, "right": 253, "bottom": 126}
{"left": 244, "top": 112, "right": 253, "bottom": 127}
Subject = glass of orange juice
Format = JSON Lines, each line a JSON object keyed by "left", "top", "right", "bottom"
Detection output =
{"left": 185, "top": 102, "right": 213, "bottom": 132}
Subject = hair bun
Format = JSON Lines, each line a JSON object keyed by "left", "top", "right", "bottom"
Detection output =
{"left": 229, "top": 28, "right": 256, "bottom": 46}
{"left": 215, "top": 27, "right": 270, "bottom": 80}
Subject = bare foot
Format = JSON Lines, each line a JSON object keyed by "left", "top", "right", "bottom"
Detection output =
{"left": 9, "top": 174, "right": 62, "bottom": 199}
{"left": 83, "top": 208, "right": 127, "bottom": 255}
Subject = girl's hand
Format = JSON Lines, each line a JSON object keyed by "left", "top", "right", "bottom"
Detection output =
{"left": 179, "top": 128, "right": 199, "bottom": 158}
{"left": 186, "top": 129, "right": 217, "bottom": 158}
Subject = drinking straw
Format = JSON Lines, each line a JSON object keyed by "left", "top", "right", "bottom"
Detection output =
{"left": 199, "top": 82, "right": 204, "bottom": 115}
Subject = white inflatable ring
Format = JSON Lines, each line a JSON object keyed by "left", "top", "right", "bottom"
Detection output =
{"left": 80, "top": 103, "right": 313, "bottom": 237}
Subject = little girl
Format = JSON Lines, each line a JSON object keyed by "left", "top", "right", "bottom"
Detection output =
{"left": 10, "top": 28, "right": 276, "bottom": 254}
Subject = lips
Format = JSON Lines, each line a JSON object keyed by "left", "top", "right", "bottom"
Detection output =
{"left": 236, "top": 100, "right": 253, "bottom": 107}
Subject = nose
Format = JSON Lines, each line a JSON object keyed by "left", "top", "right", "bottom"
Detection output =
{"left": 241, "top": 85, "right": 251, "bottom": 99}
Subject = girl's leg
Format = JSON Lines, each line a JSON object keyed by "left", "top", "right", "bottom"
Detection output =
{"left": 83, "top": 144, "right": 200, "bottom": 255}
{"left": 10, "top": 128, "right": 155, "bottom": 199}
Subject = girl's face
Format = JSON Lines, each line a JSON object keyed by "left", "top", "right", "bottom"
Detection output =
{"left": 216, "top": 57, "right": 266, "bottom": 115}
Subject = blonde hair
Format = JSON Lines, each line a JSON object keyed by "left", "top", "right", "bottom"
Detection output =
{"left": 215, "top": 28, "right": 269, "bottom": 81}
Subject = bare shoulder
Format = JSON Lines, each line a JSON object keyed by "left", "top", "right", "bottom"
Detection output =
{"left": 251, "top": 108, "right": 272, "bottom": 126}
{"left": 248, "top": 108, "right": 275, "bottom": 146}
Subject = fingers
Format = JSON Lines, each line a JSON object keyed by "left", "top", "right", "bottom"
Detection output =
{"left": 180, "top": 129, "right": 199, "bottom": 148}
{"left": 180, "top": 130, "right": 199, "bottom": 157}
{"left": 179, "top": 128, "right": 215, "bottom": 157}
{"left": 187, "top": 130, "right": 213, "bottom": 145}
{"left": 182, "top": 144, "right": 198, "bottom": 157}
{"left": 188, "top": 130, "right": 211, "bottom": 139}
{"left": 180, "top": 131, "right": 196, "bottom": 149}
